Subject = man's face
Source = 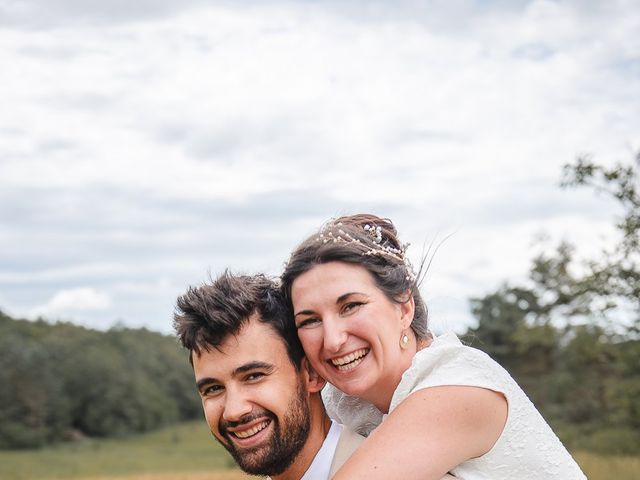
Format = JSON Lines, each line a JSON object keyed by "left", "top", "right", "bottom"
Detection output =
{"left": 193, "top": 316, "right": 311, "bottom": 476}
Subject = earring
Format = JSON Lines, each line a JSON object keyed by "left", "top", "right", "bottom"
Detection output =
{"left": 400, "top": 331, "right": 409, "bottom": 349}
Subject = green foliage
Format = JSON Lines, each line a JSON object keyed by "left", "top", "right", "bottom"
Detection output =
{"left": 0, "top": 315, "right": 200, "bottom": 449}
{"left": 562, "top": 153, "right": 640, "bottom": 254}
{"left": 0, "top": 328, "right": 72, "bottom": 448}
{"left": 577, "top": 428, "right": 640, "bottom": 456}
{"left": 467, "top": 154, "right": 640, "bottom": 454}
{"left": 561, "top": 154, "right": 640, "bottom": 324}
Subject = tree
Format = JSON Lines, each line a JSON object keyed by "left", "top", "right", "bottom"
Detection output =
{"left": 560, "top": 153, "right": 640, "bottom": 331}
{"left": 466, "top": 153, "right": 640, "bottom": 454}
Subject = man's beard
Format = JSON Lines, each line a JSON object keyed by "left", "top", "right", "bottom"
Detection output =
{"left": 217, "top": 381, "right": 311, "bottom": 476}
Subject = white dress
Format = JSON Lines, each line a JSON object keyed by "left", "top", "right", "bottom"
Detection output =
{"left": 322, "top": 332, "right": 586, "bottom": 479}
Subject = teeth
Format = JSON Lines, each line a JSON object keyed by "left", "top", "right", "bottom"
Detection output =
{"left": 331, "top": 348, "right": 369, "bottom": 370}
{"left": 232, "top": 420, "right": 269, "bottom": 439}
{"left": 336, "top": 357, "right": 365, "bottom": 371}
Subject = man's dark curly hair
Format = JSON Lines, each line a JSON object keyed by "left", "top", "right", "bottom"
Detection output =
{"left": 174, "top": 271, "right": 305, "bottom": 369}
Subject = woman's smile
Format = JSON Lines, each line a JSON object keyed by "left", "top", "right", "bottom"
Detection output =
{"left": 329, "top": 348, "right": 370, "bottom": 371}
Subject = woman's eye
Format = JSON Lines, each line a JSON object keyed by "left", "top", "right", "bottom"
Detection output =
{"left": 297, "top": 317, "right": 320, "bottom": 329}
{"left": 342, "top": 302, "right": 363, "bottom": 314}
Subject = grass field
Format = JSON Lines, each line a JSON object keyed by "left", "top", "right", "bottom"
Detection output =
{"left": 573, "top": 451, "right": 640, "bottom": 480}
{"left": 1, "top": 421, "right": 638, "bottom": 480}
{"left": 0, "top": 422, "right": 252, "bottom": 480}
{"left": 76, "top": 474, "right": 251, "bottom": 480}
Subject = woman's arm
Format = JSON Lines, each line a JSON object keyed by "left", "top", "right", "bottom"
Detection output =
{"left": 332, "top": 385, "right": 508, "bottom": 480}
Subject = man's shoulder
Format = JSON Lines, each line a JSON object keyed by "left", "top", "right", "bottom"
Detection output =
{"left": 336, "top": 426, "right": 366, "bottom": 451}
{"left": 328, "top": 427, "right": 365, "bottom": 476}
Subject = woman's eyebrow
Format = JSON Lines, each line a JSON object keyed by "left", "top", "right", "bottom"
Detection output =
{"left": 295, "top": 292, "right": 370, "bottom": 316}
{"left": 336, "top": 292, "right": 368, "bottom": 303}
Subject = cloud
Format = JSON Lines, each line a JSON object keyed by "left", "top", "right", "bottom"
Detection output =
{"left": 0, "top": 0, "right": 209, "bottom": 29}
{"left": 30, "top": 287, "right": 111, "bottom": 317}
{"left": 0, "top": 1, "right": 637, "bottom": 332}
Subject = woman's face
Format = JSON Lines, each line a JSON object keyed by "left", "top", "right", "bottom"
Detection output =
{"left": 290, "top": 261, "right": 414, "bottom": 406}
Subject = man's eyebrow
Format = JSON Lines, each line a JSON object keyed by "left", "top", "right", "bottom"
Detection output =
{"left": 234, "top": 361, "right": 274, "bottom": 375}
{"left": 196, "top": 377, "right": 218, "bottom": 391}
{"left": 196, "top": 361, "right": 275, "bottom": 391}
{"left": 294, "top": 292, "right": 369, "bottom": 317}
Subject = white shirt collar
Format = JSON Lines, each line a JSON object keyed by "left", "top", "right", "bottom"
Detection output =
{"left": 300, "top": 420, "right": 343, "bottom": 480}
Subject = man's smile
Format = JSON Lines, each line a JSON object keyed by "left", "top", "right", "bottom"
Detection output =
{"left": 229, "top": 419, "right": 271, "bottom": 439}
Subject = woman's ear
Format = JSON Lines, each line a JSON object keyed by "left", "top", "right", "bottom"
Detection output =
{"left": 302, "top": 357, "right": 326, "bottom": 393}
{"left": 399, "top": 291, "right": 415, "bottom": 330}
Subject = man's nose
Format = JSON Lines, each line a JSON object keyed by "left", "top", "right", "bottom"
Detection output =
{"left": 222, "top": 386, "right": 253, "bottom": 422}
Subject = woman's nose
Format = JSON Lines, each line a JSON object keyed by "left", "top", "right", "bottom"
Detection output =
{"left": 322, "top": 315, "right": 348, "bottom": 353}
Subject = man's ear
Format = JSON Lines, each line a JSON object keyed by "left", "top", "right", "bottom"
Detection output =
{"left": 399, "top": 290, "right": 415, "bottom": 330}
{"left": 301, "top": 357, "right": 326, "bottom": 393}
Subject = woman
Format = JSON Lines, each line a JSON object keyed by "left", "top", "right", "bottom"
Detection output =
{"left": 281, "top": 214, "right": 586, "bottom": 479}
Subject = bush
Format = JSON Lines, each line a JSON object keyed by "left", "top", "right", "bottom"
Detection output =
{"left": 569, "top": 428, "right": 640, "bottom": 455}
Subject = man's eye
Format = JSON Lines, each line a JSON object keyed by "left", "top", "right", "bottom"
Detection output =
{"left": 246, "top": 372, "right": 265, "bottom": 382}
{"left": 297, "top": 317, "right": 320, "bottom": 329}
{"left": 202, "top": 385, "right": 223, "bottom": 396}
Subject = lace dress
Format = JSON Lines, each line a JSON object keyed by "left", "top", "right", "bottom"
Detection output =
{"left": 322, "top": 332, "right": 586, "bottom": 479}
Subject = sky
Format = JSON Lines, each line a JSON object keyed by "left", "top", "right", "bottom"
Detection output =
{"left": 1, "top": 0, "right": 638, "bottom": 334}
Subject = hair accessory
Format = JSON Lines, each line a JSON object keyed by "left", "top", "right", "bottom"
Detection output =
{"left": 316, "top": 218, "right": 417, "bottom": 282}
{"left": 364, "top": 224, "right": 383, "bottom": 244}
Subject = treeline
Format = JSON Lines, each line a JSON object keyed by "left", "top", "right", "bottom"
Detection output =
{"left": 464, "top": 155, "right": 640, "bottom": 454}
{"left": 0, "top": 313, "right": 201, "bottom": 449}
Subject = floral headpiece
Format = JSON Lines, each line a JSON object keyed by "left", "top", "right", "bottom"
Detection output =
{"left": 316, "top": 219, "right": 416, "bottom": 282}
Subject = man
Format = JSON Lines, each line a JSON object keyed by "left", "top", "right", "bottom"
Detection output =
{"left": 173, "top": 272, "right": 364, "bottom": 479}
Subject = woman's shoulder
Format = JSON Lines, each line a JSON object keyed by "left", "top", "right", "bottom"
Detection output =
{"left": 390, "top": 332, "right": 517, "bottom": 412}
{"left": 408, "top": 331, "right": 503, "bottom": 377}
